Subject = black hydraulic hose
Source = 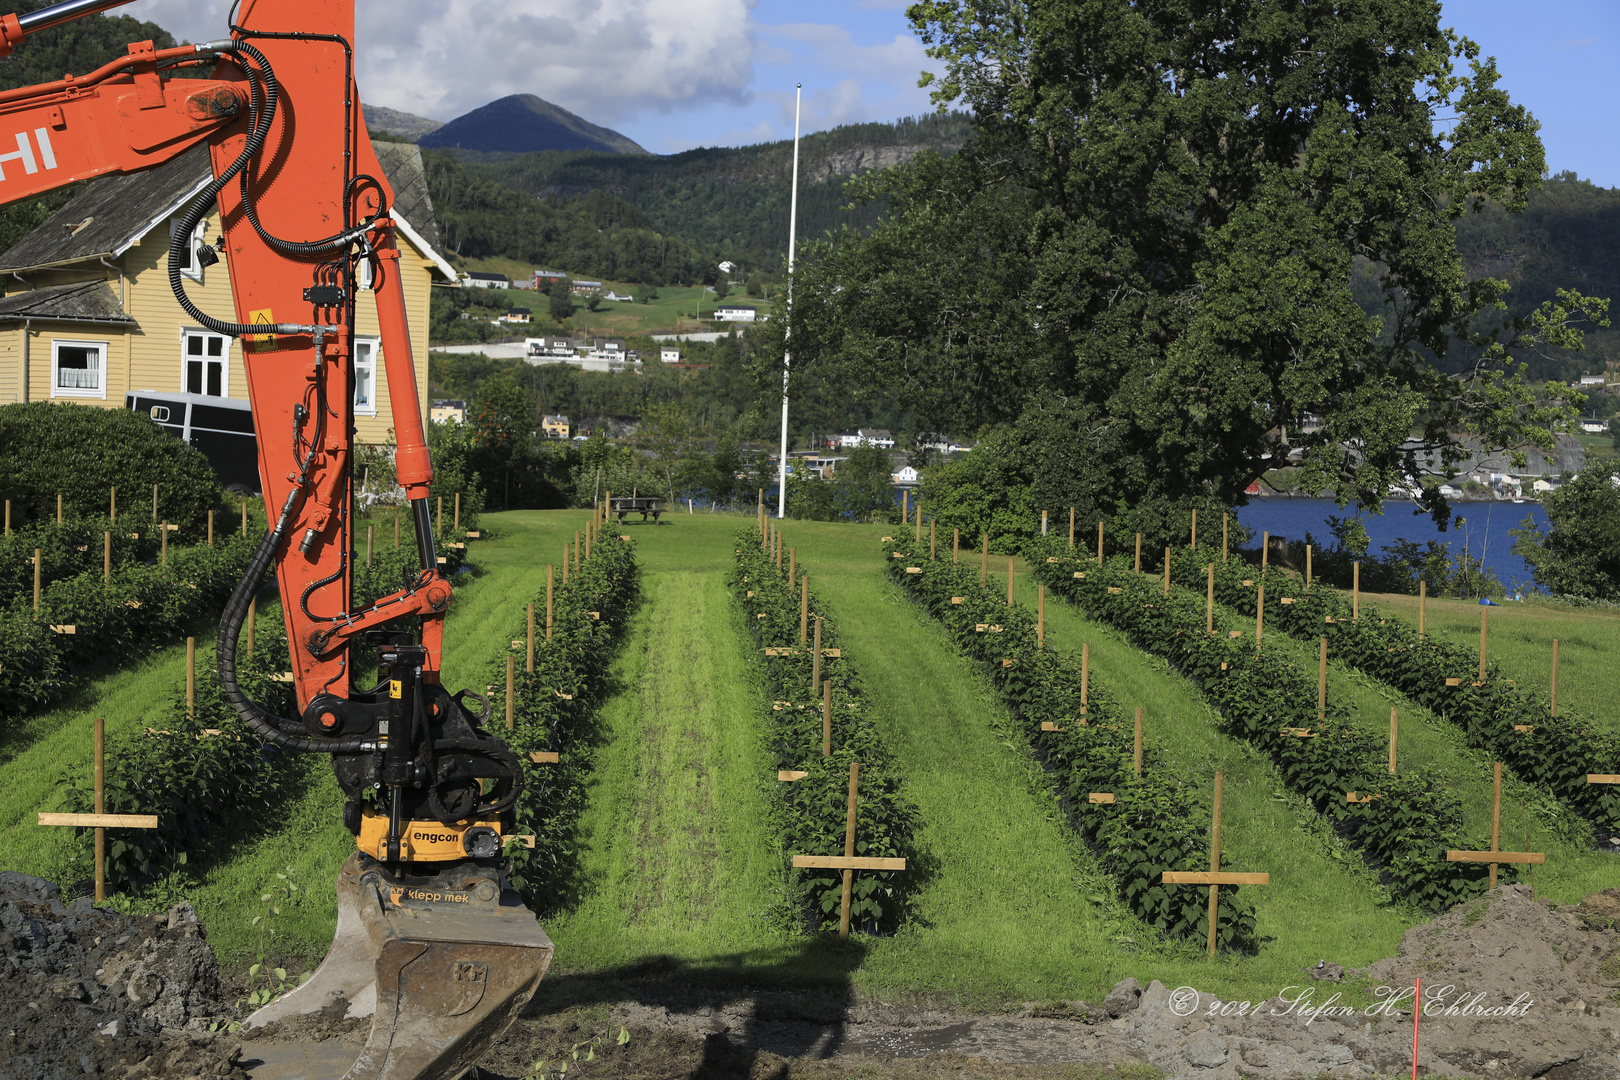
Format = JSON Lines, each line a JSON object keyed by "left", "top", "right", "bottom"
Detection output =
{"left": 217, "top": 491, "right": 376, "bottom": 754}
{"left": 167, "top": 40, "right": 335, "bottom": 340}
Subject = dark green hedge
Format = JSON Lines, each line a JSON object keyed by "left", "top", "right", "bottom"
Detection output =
{"left": 885, "top": 537, "right": 1258, "bottom": 951}
{"left": 1163, "top": 545, "right": 1620, "bottom": 836}
{"left": 731, "top": 528, "right": 920, "bottom": 935}
{"left": 1025, "top": 536, "right": 1512, "bottom": 914}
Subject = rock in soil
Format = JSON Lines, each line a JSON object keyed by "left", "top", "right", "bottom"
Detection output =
{"left": 0, "top": 872, "right": 245, "bottom": 1080}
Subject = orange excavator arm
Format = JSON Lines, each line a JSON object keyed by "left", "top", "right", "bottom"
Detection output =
{"left": 1, "top": 3, "right": 551, "bottom": 1076}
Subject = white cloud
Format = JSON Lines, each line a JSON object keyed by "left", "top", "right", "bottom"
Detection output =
{"left": 133, "top": 0, "right": 757, "bottom": 124}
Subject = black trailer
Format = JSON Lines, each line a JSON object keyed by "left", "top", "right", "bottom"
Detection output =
{"left": 126, "top": 391, "right": 259, "bottom": 494}
{"left": 609, "top": 495, "right": 664, "bottom": 524}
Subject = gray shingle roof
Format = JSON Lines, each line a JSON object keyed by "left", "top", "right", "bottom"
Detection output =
{"left": 0, "top": 140, "right": 445, "bottom": 274}
{"left": 0, "top": 280, "right": 136, "bottom": 323}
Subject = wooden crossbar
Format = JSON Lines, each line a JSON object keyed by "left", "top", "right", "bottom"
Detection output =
{"left": 792, "top": 855, "right": 907, "bottom": 870}
{"left": 1446, "top": 851, "right": 1544, "bottom": 865}
{"left": 529, "top": 752, "right": 560, "bottom": 764}
{"left": 1157, "top": 771, "right": 1268, "bottom": 957}
{"left": 38, "top": 812, "right": 156, "bottom": 829}
{"left": 1162, "top": 872, "right": 1270, "bottom": 885}
{"left": 1088, "top": 793, "right": 1115, "bottom": 804}
{"left": 1588, "top": 775, "right": 1620, "bottom": 784}
{"left": 778, "top": 770, "right": 808, "bottom": 782}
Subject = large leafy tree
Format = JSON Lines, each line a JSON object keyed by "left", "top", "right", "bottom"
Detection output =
{"left": 768, "top": 0, "right": 1607, "bottom": 536}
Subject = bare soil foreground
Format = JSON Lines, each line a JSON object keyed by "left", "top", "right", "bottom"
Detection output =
{"left": 6, "top": 868, "right": 1620, "bottom": 1079}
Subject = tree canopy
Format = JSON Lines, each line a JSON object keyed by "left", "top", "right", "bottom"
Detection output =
{"left": 766, "top": 0, "right": 1609, "bottom": 540}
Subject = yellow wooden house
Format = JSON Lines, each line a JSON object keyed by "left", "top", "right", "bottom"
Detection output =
{"left": 0, "top": 141, "right": 455, "bottom": 476}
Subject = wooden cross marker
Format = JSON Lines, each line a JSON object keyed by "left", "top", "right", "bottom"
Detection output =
{"left": 800, "top": 573, "right": 809, "bottom": 643}
{"left": 454, "top": 492, "right": 461, "bottom": 532}
{"left": 1261, "top": 531, "right": 1269, "bottom": 570}
{"left": 915, "top": 501, "right": 923, "bottom": 544}
{"left": 207, "top": 509, "right": 213, "bottom": 546}
{"left": 1134, "top": 532, "right": 1142, "bottom": 573}
{"left": 981, "top": 533, "right": 989, "bottom": 584}
{"left": 1206, "top": 564, "right": 1215, "bottom": 634}
{"left": 953, "top": 528, "right": 960, "bottom": 563}
{"left": 1162, "top": 772, "right": 1269, "bottom": 957}
{"left": 1447, "top": 763, "right": 1543, "bottom": 886}
{"left": 38, "top": 717, "right": 157, "bottom": 901}
{"left": 789, "top": 546, "right": 796, "bottom": 584}
{"left": 901, "top": 489, "right": 908, "bottom": 523}
{"left": 822, "top": 680, "right": 832, "bottom": 757}
{"left": 790, "top": 762, "right": 907, "bottom": 938}
{"left": 1589, "top": 773, "right": 1620, "bottom": 787}
{"left": 1317, "top": 638, "right": 1328, "bottom": 720}
{"left": 1163, "top": 547, "right": 1171, "bottom": 596}
{"left": 1068, "top": 507, "right": 1075, "bottom": 549}
{"left": 1097, "top": 520, "right": 1104, "bottom": 565}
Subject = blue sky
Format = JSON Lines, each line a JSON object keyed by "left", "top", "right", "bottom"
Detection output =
{"left": 140, "top": 0, "right": 1618, "bottom": 187}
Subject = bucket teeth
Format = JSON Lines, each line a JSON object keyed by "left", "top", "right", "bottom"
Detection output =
{"left": 241, "top": 854, "right": 552, "bottom": 1080}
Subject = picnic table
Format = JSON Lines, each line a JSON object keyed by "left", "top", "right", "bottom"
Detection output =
{"left": 610, "top": 496, "right": 664, "bottom": 524}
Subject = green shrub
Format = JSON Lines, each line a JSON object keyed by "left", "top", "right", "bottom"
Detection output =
{"left": 0, "top": 402, "right": 223, "bottom": 535}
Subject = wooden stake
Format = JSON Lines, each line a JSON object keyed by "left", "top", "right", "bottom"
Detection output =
{"left": 33, "top": 548, "right": 40, "bottom": 613}
{"left": 1007, "top": 556, "right": 1014, "bottom": 606}
{"left": 1353, "top": 562, "right": 1360, "bottom": 619}
{"left": 1206, "top": 563, "right": 1215, "bottom": 634}
{"left": 1389, "top": 708, "right": 1398, "bottom": 774}
{"left": 366, "top": 525, "right": 374, "bottom": 567}
{"left": 902, "top": 489, "right": 908, "bottom": 523}
{"left": 1163, "top": 547, "right": 1171, "bottom": 596}
{"left": 185, "top": 636, "right": 195, "bottom": 720}
{"left": 1041, "top": 509, "right": 1048, "bottom": 537}
{"left": 527, "top": 603, "right": 536, "bottom": 672}
{"left": 915, "top": 500, "right": 922, "bottom": 544}
{"left": 94, "top": 716, "right": 105, "bottom": 902}
{"left": 1133, "top": 708, "right": 1143, "bottom": 775}
{"left": 1551, "top": 639, "right": 1559, "bottom": 716}
{"left": 789, "top": 546, "right": 795, "bottom": 584}
{"left": 1037, "top": 584, "right": 1045, "bottom": 648}
{"left": 800, "top": 574, "right": 809, "bottom": 643}
{"left": 546, "top": 564, "right": 554, "bottom": 640}
{"left": 1134, "top": 532, "right": 1141, "bottom": 573}
{"left": 506, "top": 654, "right": 515, "bottom": 730}
{"left": 241, "top": 498, "right": 247, "bottom": 537}
{"left": 1081, "top": 643, "right": 1089, "bottom": 712}
{"left": 1097, "top": 520, "right": 1104, "bottom": 564}
{"left": 823, "top": 680, "right": 832, "bottom": 758}
{"left": 1255, "top": 583, "right": 1264, "bottom": 648}
{"left": 812, "top": 617, "right": 823, "bottom": 699}
{"left": 981, "top": 533, "right": 988, "bottom": 584}
{"left": 207, "top": 510, "right": 213, "bottom": 547}
{"left": 454, "top": 492, "right": 461, "bottom": 532}
{"left": 57, "top": 491, "right": 62, "bottom": 524}
{"left": 246, "top": 595, "right": 255, "bottom": 656}
{"left": 1306, "top": 544, "right": 1312, "bottom": 586}
{"left": 1262, "top": 531, "right": 1269, "bottom": 570}
{"left": 1489, "top": 763, "right": 1502, "bottom": 888}
{"left": 1479, "top": 608, "right": 1488, "bottom": 682}
{"left": 436, "top": 495, "right": 443, "bottom": 538}
{"left": 103, "top": 531, "right": 111, "bottom": 584}
{"left": 953, "top": 528, "right": 960, "bottom": 563}
{"left": 152, "top": 483, "right": 158, "bottom": 522}
{"left": 1419, "top": 580, "right": 1426, "bottom": 636}
{"left": 3, "top": 498, "right": 7, "bottom": 535}
{"left": 1318, "top": 638, "right": 1328, "bottom": 720}
{"left": 841, "top": 762, "right": 859, "bottom": 937}
{"left": 1222, "top": 513, "right": 1228, "bottom": 563}
{"left": 111, "top": 486, "right": 116, "bottom": 524}
{"left": 1068, "top": 507, "right": 1075, "bottom": 549}
{"left": 1208, "top": 771, "right": 1223, "bottom": 958}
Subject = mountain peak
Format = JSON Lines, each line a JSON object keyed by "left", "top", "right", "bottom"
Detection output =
{"left": 418, "top": 94, "right": 648, "bottom": 156}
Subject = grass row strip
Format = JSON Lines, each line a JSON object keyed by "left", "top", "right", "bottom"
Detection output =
{"left": 491, "top": 521, "right": 639, "bottom": 910}
{"left": 1158, "top": 543, "right": 1620, "bottom": 836}
{"left": 730, "top": 528, "right": 920, "bottom": 934}
{"left": 1024, "top": 540, "right": 1511, "bottom": 913}
{"left": 884, "top": 537, "right": 1258, "bottom": 951}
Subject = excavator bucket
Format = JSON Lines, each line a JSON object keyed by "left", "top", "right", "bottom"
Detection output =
{"left": 240, "top": 855, "right": 552, "bottom": 1080}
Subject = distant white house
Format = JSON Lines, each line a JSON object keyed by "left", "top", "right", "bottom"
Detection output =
{"left": 1437, "top": 484, "right": 1461, "bottom": 497}
{"left": 1532, "top": 478, "right": 1558, "bottom": 494}
{"left": 835, "top": 429, "right": 895, "bottom": 449}
{"left": 463, "top": 271, "right": 510, "bottom": 289}
{"left": 1580, "top": 418, "right": 1609, "bottom": 433}
{"left": 430, "top": 399, "right": 467, "bottom": 424}
{"left": 715, "top": 304, "right": 757, "bottom": 323}
{"left": 571, "top": 279, "right": 603, "bottom": 295}
{"left": 501, "top": 309, "right": 532, "bottom": 324}
{"left": 1577, "top": 374, "right": 1608, "bottom": 387}
{"left": 892, "top": 465, "right": 920, "bottom": 485}
{"left": 603, "top": 290, "right": 633, "bottom": 302}
{"left": 526, "top": 337, "right": 579, "bottom": 358}
{"left": 659, "top": 346, "right": 681, "bottom": 363}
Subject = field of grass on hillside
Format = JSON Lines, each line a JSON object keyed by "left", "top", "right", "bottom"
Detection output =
{"left": 446, "top": 271, "right": 759, "bottom": 340}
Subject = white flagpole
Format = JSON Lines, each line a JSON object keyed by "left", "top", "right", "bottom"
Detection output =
{"left": 777, "top": 83, "right": 801, "bottom": 519}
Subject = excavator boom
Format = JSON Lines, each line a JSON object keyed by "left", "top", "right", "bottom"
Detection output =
{"left": 0, "top": 1, "right": 551, "bottom": 1076}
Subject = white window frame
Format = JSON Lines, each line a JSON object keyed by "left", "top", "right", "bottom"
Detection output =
{"left": 170, "top": 218, "right": 209, "bottom": 282}
{"left": 51, "top": 339, "right": 108, "bottom": 399}
{"left": 353, "top": 336, "right": 380, "bottom": 417}
{"left": 180, "top": 327, "right": 231, "bottom": 398}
